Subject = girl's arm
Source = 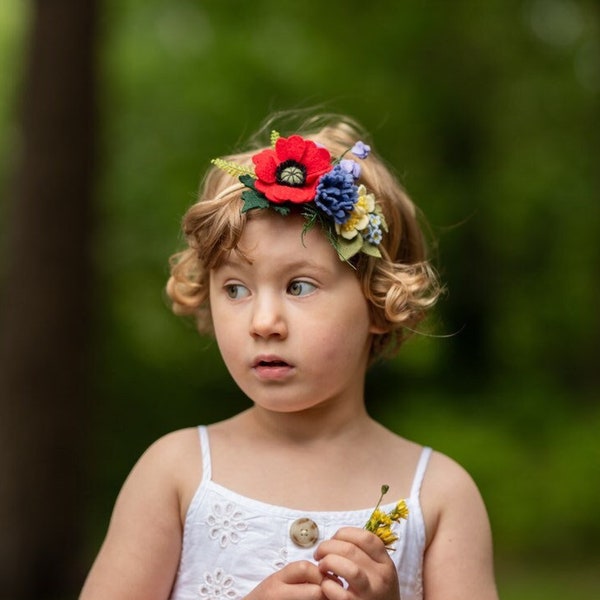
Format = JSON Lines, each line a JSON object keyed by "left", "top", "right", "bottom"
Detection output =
{"left": 421, "top": 452, "right": 499, "bottom": 600}
{"left": 80, "top": 430, "right": 196, "bottom": 600}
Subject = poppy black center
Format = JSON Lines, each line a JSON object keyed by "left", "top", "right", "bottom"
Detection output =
{"left": 276, "top": 160, "right": 307, "bottom": 187}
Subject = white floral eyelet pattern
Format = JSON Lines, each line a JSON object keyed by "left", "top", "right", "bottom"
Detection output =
{"left": 198, "top": 568, "right": 239, "bottom": 599}
{"left": 207, "top": 503, "right": 248, "bottom": 548}
{"left": 273, "top": 547, "right": 289, "bottom": 570}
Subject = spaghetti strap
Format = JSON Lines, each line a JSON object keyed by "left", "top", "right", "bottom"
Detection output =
{"left": 410, "top": 446, "right": 432, "bottom": 499}
{"left": 197, "top": 425, "right": 212, "bottom": 483}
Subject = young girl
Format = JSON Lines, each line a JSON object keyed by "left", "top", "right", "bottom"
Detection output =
{"left": 80, "top": 114, "right": 498, "bottom": 600}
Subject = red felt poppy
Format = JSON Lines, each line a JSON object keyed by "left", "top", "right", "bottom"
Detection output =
{"left": 252, "top": 135, "right": 333, "bottom": 203}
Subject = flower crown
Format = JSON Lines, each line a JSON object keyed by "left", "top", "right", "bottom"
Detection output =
{"left": 211, "top": 131, "right": 387, "bottom": 261}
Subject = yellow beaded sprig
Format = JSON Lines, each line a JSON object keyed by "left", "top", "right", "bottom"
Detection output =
{"left": 364, "top": 485, "right": 409, "bottom": 551}
{"left": 270, "top": 130, "right": 280, "bottom": 147}
{"left": 210, "top": 158, "right": 254, "bottom": 178}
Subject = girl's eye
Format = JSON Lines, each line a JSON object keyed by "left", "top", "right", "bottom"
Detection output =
{"left": 225, "top": 284, "right": 249, "bottom": 299}
{"left": 287, "top": 280, "right": 316, "bottom": 297}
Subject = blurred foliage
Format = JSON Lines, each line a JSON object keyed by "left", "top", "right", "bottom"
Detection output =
{"left": 1, "top": 0, "right": 599, "bottom": 593}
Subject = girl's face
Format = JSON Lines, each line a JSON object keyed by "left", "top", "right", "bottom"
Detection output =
{"left": 209, "top": 211, "right": 378, "bottom": 415}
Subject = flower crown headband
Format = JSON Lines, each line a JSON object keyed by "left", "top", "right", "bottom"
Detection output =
{"left": 211, "top": 131, "right": 387, "bottom": 262}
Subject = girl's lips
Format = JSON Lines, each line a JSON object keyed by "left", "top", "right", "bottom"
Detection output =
{"left": 251, "top": 356, "right": 295, "bottom": 380}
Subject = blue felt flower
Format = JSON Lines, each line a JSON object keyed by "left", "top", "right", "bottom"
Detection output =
{"left": 365, "top": 213, "right": 383, "bottom": 245}
{"left": 339, "top": 158, "right": 361, "bottom": 179}
{"left": 351, "top": 141, "right": 371, "bottom": 159}
{"left": 315, "top": 164, "right": 358, "bottom": 225}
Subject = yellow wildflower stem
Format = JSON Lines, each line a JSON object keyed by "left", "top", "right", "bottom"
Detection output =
{"left": 364, "top": 485, "right": 408, "bottom": 552}
{"left": 365, "top": 484, "right": 390, "bottom": 533}
{"left": 364, "top": 484, "right": 389, "bottom": 530}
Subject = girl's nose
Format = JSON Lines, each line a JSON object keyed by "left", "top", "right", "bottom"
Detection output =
{"left": 250, "top": 295, "right": 288, "bottom": 339}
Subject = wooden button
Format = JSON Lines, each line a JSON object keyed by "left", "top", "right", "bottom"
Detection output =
{"left": 289, "top": 517, "right": 319, "bottom": 548}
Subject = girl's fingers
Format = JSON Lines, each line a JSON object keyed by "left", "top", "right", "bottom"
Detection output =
{"left": 314, "top": 528, "right": 401, "bottom": 600}
{"left": 318, "top": 553, "right": 369, "bottom": 591}
{"left": 323, "top": 571, "right": 344, "bottom": 588}
{"left": 247, "top": 561, "right": 327, "bottom": 600}
{"left": 281, "top": 560, "right": 325, "bottom": 585}
{"left": 320, "top": 575, "right": 355, "bottom": 600}
{"left": 315, "top": 527, "right": 388, "bottom": 563}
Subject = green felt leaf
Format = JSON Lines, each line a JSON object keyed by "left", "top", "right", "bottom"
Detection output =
{"left": 271, "top": 204, "right": 291, "bottom": 216}
{"left": 241, "top": 189, "right": 270, "bottom": 212}
{"left": 239, "top": 174, "right": 256, "bottom": 188}
{"left": 360, "top": 241, "right": 382, "bottom": 258}
{"left": 336, "top": 236, "right": 363, "bottom": 261}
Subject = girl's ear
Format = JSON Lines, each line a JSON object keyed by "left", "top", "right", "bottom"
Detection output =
{"left": 367, "top": 308, "right": 389, "bottom": 335}
{"left": 369, "top": 322, "right": 388, "bottom": 335}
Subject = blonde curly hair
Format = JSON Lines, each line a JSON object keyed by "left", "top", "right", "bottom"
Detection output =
{"left": 166, "top": 114, "right": 442, "bottom": 360}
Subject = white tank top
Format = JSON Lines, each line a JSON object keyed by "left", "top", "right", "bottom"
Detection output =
{"left": 169, "top": 426, "right": 431, "bottom": 600}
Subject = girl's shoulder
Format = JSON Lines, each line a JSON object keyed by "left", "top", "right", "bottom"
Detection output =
{"left": 375, "top": 429, "right": 480, "bottom": 500}
{"left": 79, "top": 428, "right": 202, "bottom": 599}
{"left": 139, "top": 426, "right": 202, "bottom": 474}
{"left": 135, "top": 427, "right": 204, "bottom": 520}
{"left": 422, "top": 450, "right": 484, "bottom": 506}
{"left": 145, "top": 426, "right": 201, "bottom": 454}
{"left": 418, "top": 449, "right": 492, "bottom": 549}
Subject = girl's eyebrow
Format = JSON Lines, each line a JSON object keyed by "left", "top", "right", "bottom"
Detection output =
{"left": 218, "top": 256, "right": 331, "bottom": 276}
{"left": 276, "top": 258, "right": 331, "bottom": 274}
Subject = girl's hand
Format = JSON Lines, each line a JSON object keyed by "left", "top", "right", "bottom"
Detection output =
{"left": 314, "top": 527, "right": 400, "bottom": 600}
{"left": 245, "top": 560, "right": 327, "bottom": 600}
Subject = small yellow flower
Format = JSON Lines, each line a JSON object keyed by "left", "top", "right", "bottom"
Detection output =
{"left": 375, "top": 525, "right": 399, "bottom": 547}
{"left": 357, "top": 184, "right": 375, "bottom": 212}
{"left": 365, "top": 509, "right": 390, "bottom": 532}
{"left": 389, "top": 499, "right": 409, "bottom": 522}
{"left": 364, "top": 485, "right": 409, "bottom": 551}
{"left": 336, "top": 185, "right": 376, "bottom": 240}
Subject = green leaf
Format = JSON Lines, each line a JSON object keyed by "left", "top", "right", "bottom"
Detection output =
{"left": 271, "top": 203, "right": 291, "bottom": 216}
{"left": 336, "top": 236, "right": 363, "bottom": 261}
{"left": 361, "top": 241, "right": 382, "bottom": 258}
{"left": 301, "top": 207, "right": 319, "bottom": 233}
{"left": 239, "top": 174, "right": 256, "bottom": 189}
{"left": 241, "top": 189, "right": 270, "bottom": 212}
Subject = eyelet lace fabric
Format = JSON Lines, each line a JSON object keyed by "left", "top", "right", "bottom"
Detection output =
{"left": 168, "top": 427, "right": 431, "bottom": 600}
{"left": 207, "top": 503, "right": 248, "bottom": 548}
{"left": 198, "top": 568, "right": 239, "bottom": 599}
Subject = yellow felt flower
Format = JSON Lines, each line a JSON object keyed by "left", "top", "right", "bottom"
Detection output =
{"left": 336, "top": 185, "right": 376, "bottom": 240}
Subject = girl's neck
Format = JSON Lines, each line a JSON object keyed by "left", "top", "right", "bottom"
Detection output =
{"left": 207, "top": 402, "right": 410, "bottom": 512}
{"left": 238, "top": 398, "right": 374, "bottom": 447}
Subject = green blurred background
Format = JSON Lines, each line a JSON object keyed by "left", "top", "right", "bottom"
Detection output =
{"left": 1, "top": 0, "right": 599, "bottom": 598}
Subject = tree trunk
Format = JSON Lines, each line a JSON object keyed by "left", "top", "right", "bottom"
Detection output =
{"left": 0, "top": 0, "right": 98, "bottom": 598}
